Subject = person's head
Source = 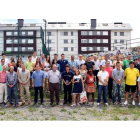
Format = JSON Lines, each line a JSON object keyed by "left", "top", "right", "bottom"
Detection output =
{"left": 116, "top": 62, "right": 121, "bottom": 69}
{"left": 33, "top": 51, "right": 36, "bottom": 56}
{"left": 19, "top": 61, "right": 24, "bottom": 67}
{"left": 88, "top": 55, "right": 91, "bottom": 61}
{"left": 28, "top": 55, "right": 32, "bottom": 61}
{"left": 71, "top": 55, "right": 75, "bottom": 61}
{"left": 36, "top": 57, "right": 41, "bottom": 63}
{"left": 2, "top": 53, "right": 5, "bottom": 59}
{"left": 52, "top": 59, "right": 57, "bottom": 65}
{"left": 138, "top": 57, "right": 140, "bottom": 62}
{"left": 36, "top": 64, "right": 40, "bottom": 71}
{"left": 93, "top": 55, "right": 97, "bottom": 61}
{"left": 116, "top": 55, "right": 120, "bottom": 61}
{"left": 61, "top": 53, "right": 65, "bottom": 60}
{"left": 75, "top": 69, "right": 80, "bottom": 75}
{"left": 101, "top": 65, "right": 105, "bottom": 71}
{"left": 1, "top": 58, "right": 5, "bottom": 65}
{"left": 65, "top": 64, "right": 70, "bottom": 72}
{"left": 91, "top": 55, "right": 93, "bottom": 60}
{"left": 52, "top": 64, "right": 57, "bottom": 72}
{"left": 3, "top": 65, "right": 7, "bottom": 72}
{"left": 41, "top": 54, "right": 45, "bottom": 59}
{"left": 88, "top": 69, "right": 93, "bottom": 75}
{"left": 80, "top": 64, "right": 85, "bottom": 70}
{"left": 54, "top": 54, "right": 58, "bottom": 60}
{"left": 21, "top": 64, "right": 26, "bottom": 71}
{"left": 10, "top": 57, "right": 14, "bottom": 62}
{"left": 129, "top": 61, "right": 135, "bottom": 69}
{"left": 12, "top": 60, "right": 16, "bottom": 66}
{"left": 106, "top": 61, "right": 110, "bottom": 67}
{"left": 9, "top": 66, "right": 14, "bottom": 73}
{"left": 46, "top": 55, "right": 50, "bottom": 63}
{"left": 127, "top": 54, "right": 132, "bottom": 61}
{"left": 134, "top": 58, "right": 138, "bottom": 65}
{"left": 79, "top": 54, "right": 83, "bottom": 61}
{"left": 105, "top": 54, "right": 109, "bottom": 61}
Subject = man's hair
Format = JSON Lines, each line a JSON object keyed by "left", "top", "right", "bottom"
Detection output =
{"left": 129, "top": 61, "right": 135, "bottom": 65}
{"left": 61, "top": 53, "right": 64, "bottom": 56}
{"left": 28, "top": 55, "right": 31, "bottom": 58}
{"left": 106, "top": 61, "right": 110, "bottom": 64}
{"left": 1, "top": 58, "right": 4, "bottom": 62}
{"left": 2, "top": 53, "right": 5, "bottom": 56}
{"left": 54, "top": 53, "right": 57, "bottom": 56}
{"left": 3, "top": 65, "right": 7, "bottom": 68}
{"left": 9, "top": 66, "right": 14, "bottom": 69}
{"left": 116, "top": 62, "right": 120, "bottom": 65}
{"left": 11, "top": 60, "right": 15, "bottom": 63}
{"left": 33, "top": 51, "right": 36, "bottom": 54}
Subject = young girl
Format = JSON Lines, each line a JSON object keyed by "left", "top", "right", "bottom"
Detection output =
{"left": 86, "top": 69, "right": 96, "bottom": 105}
{"left": 71, "top": 69, "right": 84, "bottom": 106}
{"left": 34, "top": 57, "right": 44, "bottom": 71}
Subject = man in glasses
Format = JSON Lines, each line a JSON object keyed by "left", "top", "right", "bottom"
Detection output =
{"left": 112, "top": 62, "right": 125, "bottom": 105}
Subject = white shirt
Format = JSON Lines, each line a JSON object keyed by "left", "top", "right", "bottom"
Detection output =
{"left": 101, "top": 59, "right": 113, "bottom": 66}
{"left": 97, "top": 71, "right": 109, "bottom": 85}
{"left": 0, "top": 58, "right": 9, "bottom": 67}
{"left": 92, "top": 59, "right": 101, "bottom": 70}
{"left": 76, "top": 59, "right": 85, "bottom": 66}
{"left": 31, "top": 56, "right": 37, "bottom": 63}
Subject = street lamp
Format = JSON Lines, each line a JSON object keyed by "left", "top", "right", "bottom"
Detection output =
{"left": 43, "top": 19, "right": 47, "bottom": 47}
{"left": 47, "top": 33, "right": 50, "bottom": 53}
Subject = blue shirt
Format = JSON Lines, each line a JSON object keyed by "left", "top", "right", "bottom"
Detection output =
{"left": 57, "top": 59, "right": 68, "bottom": 73}
{"left": 6, "top": 71, "right": 17, "bottom": 86}
{"left": 68, "top": 60, "right": 77, "bottom": 73}
{"left": 22, "top": 71, "right": 25, "bottom": 75}
{"left": 32, "top": 70, "right": 46, "bottom": 87}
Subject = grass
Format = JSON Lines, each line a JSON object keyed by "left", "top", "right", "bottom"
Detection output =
{"left": 60, "top": 108, "right": 67, "bottom": 112}
{"left": 73, "top": 110, "right": 77, "bottom": 113}
{"left": 28, "top": 107, "right": 37, "bottom": 112}
{"left": 12, "top": 111, "right": 20, "bottom": 115}
{"left": 113, "top": 115, "right": 121, "bottom": 120}
{"left": 0, "top": 111, "right": 5, "bottom": 115}
{"left": 68, "top": 111, "right": 72, "bottom": 115}
{"left": 40, "top": 110, "right": 44, "bottom": 113}
{"left": 133, "top": 115, "right": 139, "bottom": 120}
{"left": 50, "top": 117, "right": 56, "bottom": 121}
{"left": 124, "top": 117, "right": 128, "bottom": 121}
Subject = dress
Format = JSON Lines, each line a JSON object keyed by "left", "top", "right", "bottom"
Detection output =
{"left": 44, "top": 62, "right": 50, "bottom": 77}
{"left": 73, "top": 75, "right": 83, "bottom": 94}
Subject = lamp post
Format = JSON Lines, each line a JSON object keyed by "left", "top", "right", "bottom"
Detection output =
{"left": 48, "top": 33, "right": 49, "bottom": 52}
{"left": 43, "top": 19, "right": 47, "bottom": 47}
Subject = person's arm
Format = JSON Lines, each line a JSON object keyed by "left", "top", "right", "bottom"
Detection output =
{"left": 81, "top": 76, "right": 84, "bottom": 91}
{"left": 98, "top": 76, "right": 105, "bottom": 85}
{"left": 111, "top": 70, "right": 118, "bottom": 84}
{"left": 18, "top": 72, "right": 22, "bottom": 84}
{"left": 25, "top": 71, "right": 30, "bottom": 84}
{"left": 6, "top": 74, "right": 11, "bottom": 87}
{"left": 138, "top": 81, "right": 140, "bottom": 91}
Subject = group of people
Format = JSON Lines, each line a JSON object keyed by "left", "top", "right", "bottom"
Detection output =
{"left": 0, "top": 51, "right": 140, "bottom": 107}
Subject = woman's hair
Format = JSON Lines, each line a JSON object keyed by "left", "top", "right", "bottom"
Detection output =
{"left": 52, "top": 59, "right": 57, "bottom": 65}
{"left": 46, "top": 55, "right": 50, "bottom": 64}
{"left": 75, "top": 69, "right": 80, "bottom": 75}
{"left": 16, "top": 57, "right": 22, "bottom": 67}
{"left": 35, "top": 57, "right": 42, "bottom": 67}
{"left": 10, "top": 57, "right": 14, "bottom": 62}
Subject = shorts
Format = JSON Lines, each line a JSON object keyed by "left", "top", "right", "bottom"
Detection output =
{"left": 125, "top": 84, "right": 136, "bottom": 93}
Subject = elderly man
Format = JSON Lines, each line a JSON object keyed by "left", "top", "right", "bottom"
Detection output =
{"left": 48, "top": 64, "right": 61, "bottom": 105}
{"left": 0, "top": 66, "right": 8, "bottom": 105}
{"left": 6, "top": 66, "right": 18, "bottom": 107}
{"left": 18, "top": 64, "right": 31, "bottom": 106}
{"left": 32, "top": 64, "right": 46, "bottom": 106}
{"left": 40, "top": 54, "right": 46, "bottom": 63}
{"left": 76, "top": 54, "right": 85, "bottom": 69}
{"left": 68, "top": 55, "right": 77, "bottom": 74}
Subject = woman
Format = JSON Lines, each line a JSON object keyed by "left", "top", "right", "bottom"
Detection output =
{"left": 52, "top": 59, "right": 60, "bottom": 71}
{"left": 44, "top": 55, "right": 51, "bottom": 92}
{"left": 34, "top": 57, "right": 44, "bottom": 70}
{"left": 71, "top": 69, "right": 84, "bottom": 106}
{"left": 17, "top": 61, "right": 24, "bottom": 75}
{"left": 16, "top": 57, "right": 22, "bottom": 67}
{"left": 86, "top": 69, "right": 96, "bottom": 105}
{"left": 8, "top": 57, "right": 14, "bottom": 68}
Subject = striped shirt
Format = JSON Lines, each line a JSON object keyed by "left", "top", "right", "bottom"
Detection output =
{"left": 0, "top": 71, "right": 8, "bottom": 83}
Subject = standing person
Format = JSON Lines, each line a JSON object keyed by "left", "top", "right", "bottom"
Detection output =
{"left": 86, "top": 69, "right": 96, "bottom": 105}
{"left": 6, "top": 66, "right": 18, "bottom": 107}
{"left": 84, "top": 55, "right": 95, "bottom": 71}
{"left": 101, "top": 54, "right": 113, "bottom": 66}
{"left": 97, "top": 65, "right": 109, "bottom": 106}
{"left": 44, "top": 55, "right": 51, "bottom": 92}
{"left": 8, "top": 57, "right": 14, "bottom": 68}
{"left": 26, "top": 56, "right": 34, "bottom": 87}
{"left": 0, "top": 59, "right": 8, "bottom": 71}
{"left": 32, "top": 64, "right": 46, "bottom": 106}
{"left": 52, "top": 59, "right": 60, "bottom": 71}
{"left": 31, "top": 51, "right": 37, "bottom": 63}
{"left": 113, "top": 55, "right": 124, "bottom": 69}
{"left": 112, "top": 62, "right": 125, "bottom": 105}
{"left": 34, "top": 57, "right": 44, "bottom": 70}
{"left": 62, "top": 64, "right": 74, "bottom": 105}
{"left": 40, "top": 54, "right": 46, "bottom": 63}
{"left": 124, "top": 61, "right": 139, "bottom": 105}
{"left": 17, "top": 61, "right": 24, "bottom": 74}
{"left": 105, "top": 61, "right": 113, "bottom": 99}
{"left": 11, "top": 60, "right": 17, "bottom": 72}
{"left": 71, "top": 69, "right": 84, "bottom": 106}
{"left": 68, "top": 55, "right": 77, "bottom": 75}
{"left": 16, "top": 57, "right": 22, "bottom": 68}
{"left": 0, "top": 53, "right": 9, "bottom": 67}
{"left": 76, "top": 54, "right": 85, "bottom": 69}
{"left": 50, "top": 54, "right": 58, "bottom": 66}
{"left": 48, "top": 64, "right": 61, "bottom": 105}
{"left": 123, "top": 54, "right": 133, "bottom": 70}
{"left": 57, "top": 53, "right": 68, "bottom": 91}
{"left": 0, "top": 66, "right": 8, "bottom": 105}
{"left": 92, "top": 55, "right": 101, "bottom": 88}
{"left": 18, "top": 64, "right": 31, "bottom": 106}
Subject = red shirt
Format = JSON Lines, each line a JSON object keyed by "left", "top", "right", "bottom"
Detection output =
{"left": 86, "top": 74, "right": 94, "bottom": 86}
{"left": 0, "top": 71, "right": 8, "bottom": 83}
{"left": 105, "top": 66, "right": 113, "bottom": 78}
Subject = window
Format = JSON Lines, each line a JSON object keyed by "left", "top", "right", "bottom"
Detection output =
{"left": 64, "top": 32, "right": 68, "bottom": 36}
{"left": 22, "top": 47, "right": 26, "bottom": 51}
{"left": 120, "top": 40, "right": 124, "bottom": 44}
{"left": 71, "top": 47, "right": 74, "bottom": 51}
{"left": 81, "top": 31, "right": 87, "bottom": 35}
{"left": 28, "top": 31, "right": 33, "bottom": 36}
{"left": 14, "top": 39, "right": 18, "bottom": 44}
{"left": 22, "top": 32, "right": 25, "bottom": 36}
{"left": 71, "top": 40, "right": 73, "bottom": 44}
{"left": 97, "top": 39, "right": 100, "bottom": 43}
{"left": 28, "top": 39, "right": 34, "bottom": 44}
{"left": 47, "top": 32, "right": 51, "bottom": 36}
{"left": 6, "top": 32, "right": 12, "bottom": 36}
{"left": 97, "top": 31, "right": 100, "bottom": 35}
{"left": 64, "top": 47, "right": 68, "bottom": 51}
{"left": 71, "top": 32, "right": 73, "bottom": 36}
{"left": 14, "top": 47, "right": 18, "bottom": 51}
{"left": 81, "top": 47, "right": 87, "bottom": 51}
{"left": 89, "top": 39, "right": 93, "bottom": 43}
{"left": 103, "top": 31, "right": 108, "bottom": 35}
{"left": 14, "top": 32, "right": 18, "bottom": 36}
{"left": 114, "top": 32, "right": 117, "bottom": 36}
{"left": 22, "top": 39, "right": 26, "bottom": 44}
{"left": 89, "top": 31, "right": 93, "bottom": 35}
{"left": 114, "top": 40, "right": 117, "bottom": 43}
{"left": 87, "top": 47, "right": 93, "bottom": 51}
{"left": 47, "top": 39, "right": 51, "bottom": 44}
{"left": 50, "top": 47, "right": 55, "bottom": 51}
{"left": 93, "top": 39, "right": 96, "bottom": 43}
{"left": 6, "top": 39, "right": 12, "bottom": 44}
{"left": 120, "top": 32, "right": 124, "bottom": 36}
{"left": 103, "top": 39, "right": 108, "bottom": 43}
{"left": 120, "top": 47, "right": 124, "bottom": 49}
{"left": 93, "top": 47, "right": 97, "bottom": 51}
{"left": 28, "top": 47, "right": 34, "bottom": 51}
{"left": 6, "top": 47, "right": 12, "bottom": 51}
{"left": 81, "top": 39, "right": 87, "bottom": 43}
{"left": 64, "top": 39, "right": 68, "bottom": 44}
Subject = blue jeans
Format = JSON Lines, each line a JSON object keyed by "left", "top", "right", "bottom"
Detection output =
{"left": 97, "top": 85, "right": 108, "bottom": 103}
{"left": 59, "top": 72, "right": 63, "bottom": 91}
{"left": 7, "top": 85, "right": 18, "bottom": 105}
{"left": 113, "top": 83, "right": 122, "bottom": 103}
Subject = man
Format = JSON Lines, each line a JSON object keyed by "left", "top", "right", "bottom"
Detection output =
{"left": 0, "top": 53, "right": 9, "bottom": 67}
{"left": 62, "top": 64, "right": 74, "bottom": 105}
{"left": 0, "top": 59, "right": 8, "bottom": 71}
{"left": 57, "top": 53, "right": 68, "bottom": 91}
{"left": 134, "top": 58, "right": 140, "bottom": 72}
{"left": 123, "top": 54, "right": 133, "bottom": 70}
{"left": 32, "top": 64, "right": 46, "bottom": 106}
{"left": 113, "top": 55, "right": 124, "bottom": 69}
{"left": 138, "top": 57, "right": 140, "bottom": 65}
{"left": 48, "top": 64, "right": 61, "bottom": 105}
{"left": 76, "top": 54, "right": 85, "bottom": 69}
{"left": 68, "top": 55, "right": 77, "bottom": 75}
{"left": 0, "top": 66, "right": 8, "bottom": 105}
{"left": 97, "top": 65, "right": 109, "bottom": 106}
{"left": 11, "top": 60, "right": 17, "bottom": 72}
{"left": 124, "top": 61, "right": 139, "bottom": 105}
{"left": 92, "top": 55, "right": 101, "bottom": 88}
{"left": 101, "top": 54, "right": 113, "bottom": 66}
{"left": 31, "top": 51, "right": 37, "bottom": 63}
{"left": 112, "top": 62, "right": 125, "bottom": 105}
{"left": 18, "top": 64, "right": 31, "bottom": 106}
{"left": 84, "top": 55, "right": 95, "bottom": 70}
{"left": 40, "top": 54, "right": 46, "bottom": 63}
{"left": 105, "top": 61, "right": 113, "bottom": 99}
{"left": 26, "top": 56, "right": 34, "bottom": 87}
{"left": 6, "top": 66, "right": 18, "bottom": 107}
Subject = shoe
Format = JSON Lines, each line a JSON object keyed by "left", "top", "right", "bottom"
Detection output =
{"left": 124, "top": 100, "right": 128, "bottom": 105}
{"left": 118, "top": 102, "right": 122, "bottom": 105}
{"left": 15, "top": 105, "right": 18, "bottom": 107}
{"left": 33, "top": 103, "right": 37, "bottom": 106}
{"left": 132, "top": 100, "right": 135, "bottom": 106}
{"left": 63, "top": 102, "right": 67, "bottom": 105}
{"left": 138, "top": 103, "right": 140, "bottom": 106}
{"left": 50, "top": 103, "right": 53, "bottom": 106}
{"left": 4, "top": 102, "right": 7, "bottom": 105}
{"left": 113, "top": 102, "right": 117, "bottom": 105}
{"left": 97, "top": 103, "right": 100, "bottom": 106}
{"left": 56, "top": 102, "right": 59, "bottom": 105}
{"left": 21, "top": 102, "right": 25, "bottom": 106}
{"left": 9, "top": 104, "right": 13, "bottom": 107}
{"left": 105, "top": 103, "right": 108, "bottom": 106}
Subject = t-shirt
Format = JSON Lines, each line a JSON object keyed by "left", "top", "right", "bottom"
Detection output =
{"left": 31, "top": 56, "right": 37, "bottom": 63}
{"left": 134, "top": 64, "right": 140, "bottom": 72}
{"left": 26, "top": 61, "right": 34, "bottom": 71}
{"left": 62, "top": 71, "right": 74, "bottom": 84}
{"left": 14, "top": 66, "right": 17, "bottom": 72}
{"left": 84, "top": 61, "right": 95, "bottom": 70}
{"left": 125, "top": 68, "right": 139, "bottom": 85}
{"left": 92, "top": 60, "right": 101, "bottom": 70}
{"left": 123, "top": 59, "right": 133, "bottom": 70}
{"left": 97, "top": 71, "right": 109, "bottom": 85}
{"left": 57, "top": 59, "right": 68, "bottom": 73}
{"left": 113, "top": 61, "right": 123, "bottom": 69}
{"left": 105, "top": 66, "right": 113, "bottom": 78}
{"left": 76, "top": 60, "right": 85, "bottom": 67}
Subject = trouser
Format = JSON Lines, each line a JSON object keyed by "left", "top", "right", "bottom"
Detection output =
{"left": 20, "top": 84, "right": 31, "bottom": 103}
{"left": 34, "top": 86, "right": 43, "bottom": 104}
{"left": 94, "top": 70, "right": 99, "bottom": 88}
{"left": 49, "top": 83, "right": 59, "bottom": 104}
{"left": 97, "top": 85, "right": 108, "bottom": 103}
{"left": 0, "top": 83, "right": 8, "bottom": 103}
{"left": 59, "top": 72, "right": 63, "bottom": 91}
{"left": 108, "top": 78, "right": 113, "bottom": 98}
{"left": 7, "top": 85, "right": 18, "bottom": 105}
{"left": 113, "top": 84, "right": 123, "bottom": 103}
{"left": 64, "top": 84, "right": 72, "bottom": 103}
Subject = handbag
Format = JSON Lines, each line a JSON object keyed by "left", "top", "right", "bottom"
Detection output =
{"left": 80, "top": 91, "right": 87, "bottom": 103}
{"left": 86, "top": 86, "right": 96, "bottom": 93}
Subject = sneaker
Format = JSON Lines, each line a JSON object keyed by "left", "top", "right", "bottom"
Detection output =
{"left": 63, "top": 102, "right": 67, "bottom": 105}
{"left": 118, "top": 102, "right": 122, "bottom": 105}
{"left": 97, "top": 103, "right": 100, "bottom": 106}
{"left": 132, "top": 100, "right": 135, "bottom": 106}
{"left": 105, "top": 103, "right": 108, "bottom": 106}
{"left": 138, "top": 103, "right": 140, "bottom": 106}
{"left": 124, "top": 100, "right": 128, "bottom": 105}
{"left": 113, "top": 102, "right": 117, "bottom": 105}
